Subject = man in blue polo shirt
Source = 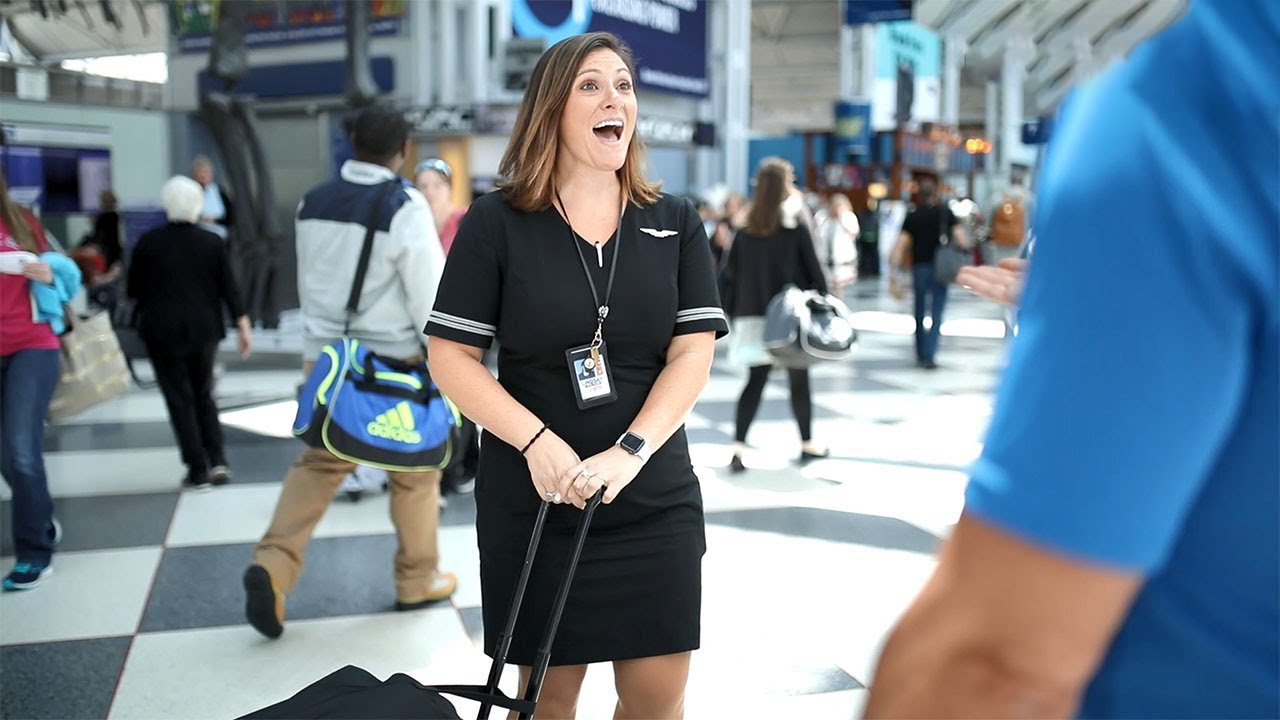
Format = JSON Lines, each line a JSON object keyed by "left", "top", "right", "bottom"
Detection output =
{"left": 865, "top": 0, "right": 1278, "bottom": 716}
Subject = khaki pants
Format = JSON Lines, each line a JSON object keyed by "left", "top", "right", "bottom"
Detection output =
{"left": 253, "top": 357, "right": 442, "bottom": 601}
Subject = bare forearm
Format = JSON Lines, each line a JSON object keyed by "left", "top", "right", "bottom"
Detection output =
{"left": 866, "top": 634, "right": 1080, "bottom": 719}
{"left": 430, "top": 348, "right": 544, "bottom": 451}
{"left": 626, "top": 345, "right": 713, "bottom": 449}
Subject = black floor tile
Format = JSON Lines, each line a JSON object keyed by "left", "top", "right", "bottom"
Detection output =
{"left": 141, "top": 535, "right": 408, "bottom": 633}
{"left": 1, "top": 493, "right": 177, "bottom": 556}
{"left": 694, "top": 399, "right": 843, "bottom": 425}
{"left": 440, "top": 491, "right": 477, "bottom": 528}
{"left": 45, "top": 421, "right": 290, "bottom": 453}
{"left": 706, "top": 506, "right": 939, "bottom": 554}
{"left": 222, "top": 439, "right": 306, "bottom": 485}
{"left": 0, "top": 635, "right": 131, "bottom": 720}
{"left": 685, "top": 427, "right": 734, "bottom": 445}
{"left": 457, "top": 606, "right": 484, "bottom": 647}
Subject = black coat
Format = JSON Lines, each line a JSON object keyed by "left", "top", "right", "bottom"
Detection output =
{"left": 127, "top": 222, "right": 245, "bottom": 350}
{"left": 722, "top": 221, "right": 828, "bottom": 318}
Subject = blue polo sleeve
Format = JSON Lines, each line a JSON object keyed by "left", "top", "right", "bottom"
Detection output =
{"left": 964, "top": 79, "right": 1259, "bottom": 572}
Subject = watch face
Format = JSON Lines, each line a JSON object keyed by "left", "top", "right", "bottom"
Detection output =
{"left": 620, "top": 432, "right": 644, "bottom": 454}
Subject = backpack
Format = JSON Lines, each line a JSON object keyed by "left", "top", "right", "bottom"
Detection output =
{"left": 992, "top": 194, "right": 1026, "bottom": 247}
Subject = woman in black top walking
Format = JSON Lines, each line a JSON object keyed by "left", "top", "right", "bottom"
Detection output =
{"left": 128, "top": 176, "right": 252, "bottom": 491}
{"left": 722, "top": 158, "right": 830, "bottom": 472}
{"left": 425, "top": 33, "right": 727, "bottom": 719}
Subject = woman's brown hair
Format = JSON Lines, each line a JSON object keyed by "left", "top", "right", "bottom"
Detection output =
{"left": 0, "top": 173, "right": 40, "bottom": 253}
{"left": 497, "top": 32, "right": 660, "bottom": 212}
{"left": 744, "top": 157, "right": 792, "bottom": 236}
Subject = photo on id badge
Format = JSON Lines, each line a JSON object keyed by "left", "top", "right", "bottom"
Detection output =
{"left": 566, "top": 343, "right": 617, "bottom": 408}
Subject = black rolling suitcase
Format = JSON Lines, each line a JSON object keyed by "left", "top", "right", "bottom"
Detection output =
{"left": 242, "top": 491, "right": 604, "bottom": 720}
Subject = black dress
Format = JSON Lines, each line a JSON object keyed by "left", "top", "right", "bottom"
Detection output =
{"left": 425, "top": 191, "right": 728, "bottom": 666}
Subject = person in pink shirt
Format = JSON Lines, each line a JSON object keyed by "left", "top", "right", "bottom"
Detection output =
{"left": 413, "top": 158, "right": 468, "bottom": 255}
{"left": 0, "top": 174, "right": 81, "bottom": 591}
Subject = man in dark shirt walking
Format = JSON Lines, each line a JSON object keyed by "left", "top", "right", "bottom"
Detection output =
{"left": 892, "top": 180, "right": 966, "bottom": 368}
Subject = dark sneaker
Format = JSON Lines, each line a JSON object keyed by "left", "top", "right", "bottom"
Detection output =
{"left": 729, "top": 454, "right": 747, "bottom": 474}
{"left": 4, "top": 562, "right": 52, "bottom": 591}
{"left": 209, "top": 465, "right": 232, "bottom": 486}
{"left": 243, "top": 565, "right": 285, "bottom": 638}
{"left": 395, "top": 572, "right": 458, "bottom": 610}
{"left": 182, "top": 473, "right": 213, "bottom": 493}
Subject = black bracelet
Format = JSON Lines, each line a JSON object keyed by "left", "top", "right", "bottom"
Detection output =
{"left": 519, "top": 424, "right": 549, "bottom": 455}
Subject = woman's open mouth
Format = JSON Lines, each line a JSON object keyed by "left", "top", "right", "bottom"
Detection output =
{"left": 593, "top": 119, "right": 624, "bottom": 142}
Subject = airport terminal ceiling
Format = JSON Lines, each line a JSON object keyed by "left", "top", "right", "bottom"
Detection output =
{"left": 4, "top": 0, "right": 1186, "bottom": 134}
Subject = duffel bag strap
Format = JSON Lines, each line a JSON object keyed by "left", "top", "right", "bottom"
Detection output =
{"left": 350, "top": 374, "right": 441, "bottom": 404}
{"left": 344, "top": 180, "right": 401, "bottom": 336}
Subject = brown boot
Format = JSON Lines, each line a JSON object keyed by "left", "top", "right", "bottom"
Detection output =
{"left": 395, "top": 572, "right": 458, "bottom": 611}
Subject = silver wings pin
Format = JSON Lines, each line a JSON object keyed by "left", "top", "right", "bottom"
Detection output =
{"left": 640, "top": 228, "right": 679, "bottom": 238}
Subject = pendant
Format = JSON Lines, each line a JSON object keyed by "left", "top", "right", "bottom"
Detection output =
{"left": 595, "top": 242, "right": 603, "bottom": 268}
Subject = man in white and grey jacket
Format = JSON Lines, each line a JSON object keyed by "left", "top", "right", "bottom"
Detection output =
{"left": 242, "top": 106, "right": 455, "bottom": 640}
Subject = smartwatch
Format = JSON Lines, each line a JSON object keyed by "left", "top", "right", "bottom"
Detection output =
{"left": 616, "top": 431, "right": 652, "bottom": 464}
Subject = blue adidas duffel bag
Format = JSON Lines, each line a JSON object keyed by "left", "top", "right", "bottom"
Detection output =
{"left": 292, "top": 338, "right": 458, "bottom": 471}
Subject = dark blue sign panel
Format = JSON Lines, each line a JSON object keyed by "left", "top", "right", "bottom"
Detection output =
{"left": 511, "top": 0, "right": 708, "bottom": 97}
{"left": 833, "top": 101, "right": 873, "bottom": 158}
{"left": 845, "top": 0, "right": 913, "bottom": 25}
{"left": 199, "top": 58, "right": 395, "bottom": 98}
{"left": 173, "top": 0, "right": 405, "bottom": 54}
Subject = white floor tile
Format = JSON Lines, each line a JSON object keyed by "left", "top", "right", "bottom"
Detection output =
{"left": 109, "top": 607, "right": 472, "bottom": 720}
{"left": 438, "top": 525, "right": 482, "bottom": 609}
{"left": 166, "top": 484, "right": 421, "bottom": 547}
{"left": 0, "top": 547, "right": 162, "bottom": 645}
{"left": 15, "top": 448, "right": 186, "bottom": 500}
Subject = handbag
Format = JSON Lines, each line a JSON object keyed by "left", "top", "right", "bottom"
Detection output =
{"left": 290, "top": 180, "right": 457, "bottom": 471}
{"left": 762, "top": 284, "right": 857, "bottom": 368}
{"left": 47, "top": 309, "right": 132, "bottom": 423}
{"left": 932, "top": 204, "right": 967, "bottom": 285}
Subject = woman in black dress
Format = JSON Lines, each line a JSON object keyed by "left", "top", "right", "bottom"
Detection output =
{"left": 425, "top": 33, "right": 726, "bottom": 719}
{"left": 721, "top": 158, "right": 830, "bottom": 472}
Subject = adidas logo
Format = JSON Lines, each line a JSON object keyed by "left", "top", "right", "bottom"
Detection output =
{"left": 367, "top": 401, "right": 422, "bottom": 444}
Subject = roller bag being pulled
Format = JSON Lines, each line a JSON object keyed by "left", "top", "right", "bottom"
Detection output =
{"left": 241, "top": 491, "right": 604, "bottom": 720}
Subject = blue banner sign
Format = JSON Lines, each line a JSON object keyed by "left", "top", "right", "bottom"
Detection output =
{"left": 511, "top": 0, "right": 708, "bottom": 97}
{"left": 845, "top": 0, "right": 913, "bottom": 26}
{"left": 833, "top": 101, "right": 873, "bottom": 158}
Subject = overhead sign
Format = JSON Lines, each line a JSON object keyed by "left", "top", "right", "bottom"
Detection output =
{"left": 510, "top": 0, "right": 708, "bottom": 98}
{"left": 833, "top": 101, "right": 872, "bottom": 158}
{"left": 172, "top": 0, "right": 406, "bottom": 54}
{"left": 845, "top": 0, "right": 913, "bottom": 25}
{"left": 872, "top": 21, "right": 940, "bottom": 130}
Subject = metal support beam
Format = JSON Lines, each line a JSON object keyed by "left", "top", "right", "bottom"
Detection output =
{"left": 725, "top": 0, "right": 751, "bottom": 195}
{"left": 858, "top": 24, "right": 875, "bottom": 99}
{"left": 1000, "top": 36, "right": 1033, "bottom": 176}
{"left": 410, "top": 0, "right": 433, "bottom": 107}
{"left": 985, "top": 76, "right": 998, "bottom": 197}
{"left": 839, "top": 10, "right": 855, "bottom": 102}
{"left": 943, "top": 34, "right": 966, "bottom": 127}
{"left": 436, "top": 0, "right": 458, "bottom": 105}
{"left": 467, "top": 0, "right": 488, "bottom": 105}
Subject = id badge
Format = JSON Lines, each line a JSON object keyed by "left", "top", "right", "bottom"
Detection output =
{"left": 566, "top": 342, "right": 618, "bottom": 409}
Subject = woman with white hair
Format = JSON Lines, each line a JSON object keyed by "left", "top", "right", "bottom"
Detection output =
{"left": 127, "top": 176, "right": 253, "bottom": 491}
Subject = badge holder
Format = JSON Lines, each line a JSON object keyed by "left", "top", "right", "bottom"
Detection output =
{"left": 566, "top": 310, "right": 617, "bottom": 409}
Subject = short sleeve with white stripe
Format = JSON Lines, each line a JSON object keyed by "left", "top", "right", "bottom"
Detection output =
{"left": 424, "top": 205, "right": 501, "bottom": 349}
{"left": 674, "top": 198, "right": 730, "bottom": 339}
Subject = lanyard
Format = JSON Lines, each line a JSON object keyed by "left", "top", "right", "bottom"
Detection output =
{"left": 555, "top": 190, "right": 622, "bottom": 351}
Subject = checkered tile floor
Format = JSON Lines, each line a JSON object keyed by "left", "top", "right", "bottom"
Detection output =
{"left": 0, "top": 281, "right": 1009, "bottom": 719}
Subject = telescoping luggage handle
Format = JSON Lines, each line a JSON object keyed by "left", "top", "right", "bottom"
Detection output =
{"left": 428, "top": 489, "right": 605, "bottom": 720}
